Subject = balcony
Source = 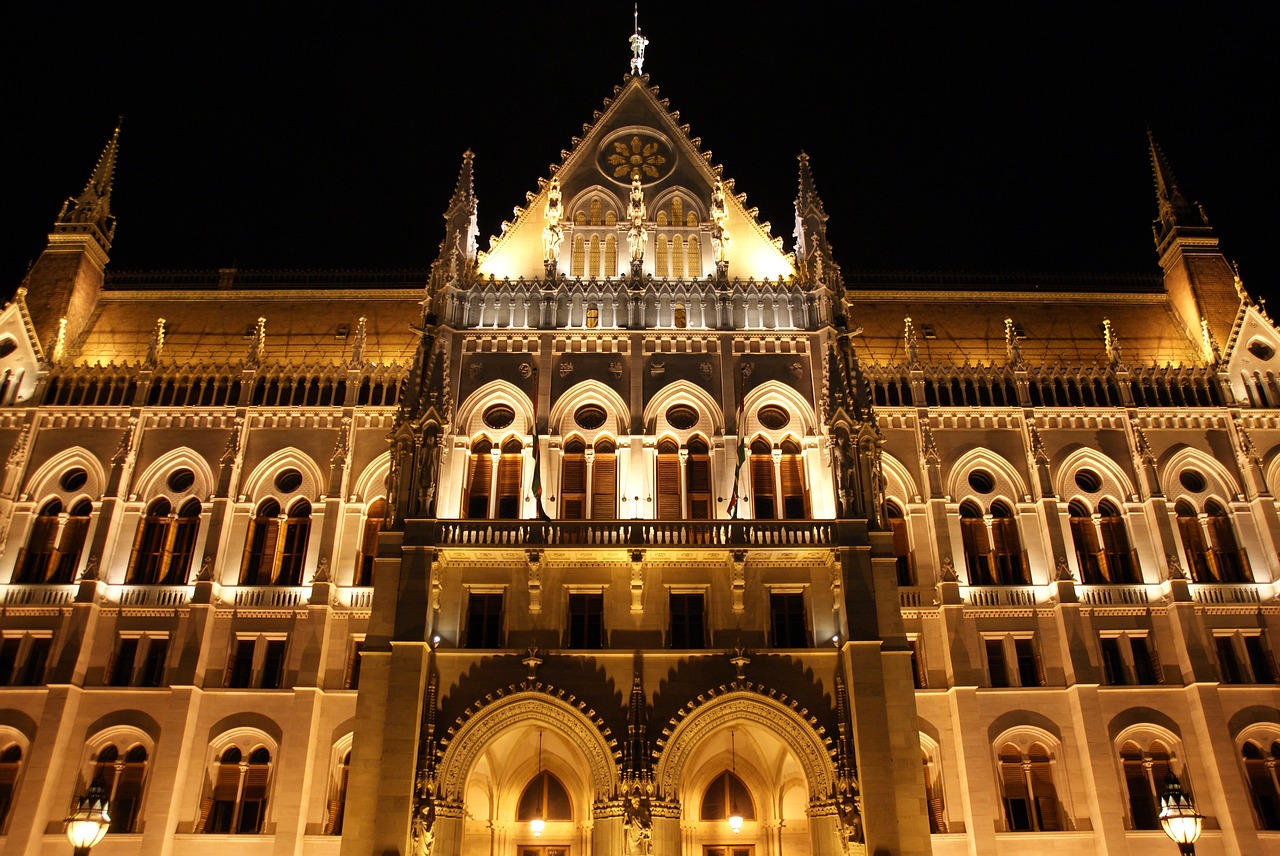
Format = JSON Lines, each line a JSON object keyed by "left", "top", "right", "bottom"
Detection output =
{"left": 430, "top": 519, "right": 838, "bottom": 548}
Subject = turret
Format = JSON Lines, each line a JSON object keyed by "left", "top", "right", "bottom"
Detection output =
{"left": 1149, "top": 131, "right": 1240, "bottom": 362}
{"left": 22, "top": 121, "right": 121, "bottom": 361}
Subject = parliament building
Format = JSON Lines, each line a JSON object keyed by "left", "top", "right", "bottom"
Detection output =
{"left": 0, "top": 30, "right": 1278, "bottom": 856}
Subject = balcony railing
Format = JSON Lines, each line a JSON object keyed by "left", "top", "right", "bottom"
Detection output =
{"left": 434, "top": 519, "right": 836, "bottom": 548}
{"left": 965, "top": 585, "right": 1039, "bottom": 607}
{"left": 115, "top": 585, "right": 194, "bottom": 607}
{"left": 1192, "top": 583, "right": 1263, "bottom": 605}
{"left": 1, "top": 584, "right": 76, "bottom": 606}
{"left": 231, "top": 586, "right": 309, "bottom": 608}
{"left": 1077, "top": 584, "right": 1150, "bottom": 606}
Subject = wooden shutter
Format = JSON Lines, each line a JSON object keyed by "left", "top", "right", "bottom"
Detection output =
{"left": 465, "top": 453, "right": 492, "bottom": 518}
{"left": 687, "top": 454, "right": 712, "bottom": 519}
{"left": 656, "top": 456, "right": 681, "bottom": 519}
{"left": 1000, "top": 758, "right": 1029, "bottom": 826}
{"left": 1122, "top": 752, "right": 1157, "bottom": 828}
{"left": 495, "top": 452, "right": 522, "bottom": 519}
{"left": 1030, "top": 760, "right": 1060, "bottom": 830}
{"left": 780, "top": 454, "right": 806, "bottom": 518}
{"left": 591, "top": 454, "right": 617, "bottom": 519}
{"left": 561, "top": 454, "right": 586, "bottom": 519}
{"left": 53, "top": 515, "right": 91, "bottom": 583}
{"left": 195, "top": 796, "right": 216, "bottom": 833}
{"left": 165, "top": 516, "right": 199, "bottom": 584}
{"left": 750, "top": 456, "right": 776, "bottom": 519}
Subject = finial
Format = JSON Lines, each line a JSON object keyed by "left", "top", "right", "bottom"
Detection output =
{"left": 1103, "top": 318, "right": 1121, "bottom": 368}
{"left": 1200, "top": 318, "right": 1221, "bottom": 365}
{"left": 57, "top": 118, "right": 122, "bottom": 246}
{"left": 1004, "top": 317, "right": 1022, "bottom": 367}
{"left": 629, "top": 4, "right": 649, "bottom": 75}
{"left": 904, "top": 316, "right": 919, "bottom": 368}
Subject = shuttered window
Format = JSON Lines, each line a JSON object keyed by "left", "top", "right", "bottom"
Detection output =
{"left": 959, "top": 502, "right": 992, "bottom": 585}
{"left": 656, "top": 445, "right": 682, "bottom": 520}
{"left": 0, "top": 744, "right": 22, "bottom": 831}
{"left": 465, "top": 446, "right": 493, "bottom": 519}
{"left": 1243, "top": 741, "right": 1280, "bottom": 830}
{"left": 51, "top": 502, "right": 93, "bottom": 584}
{"left": 1000, "top": 743, "right": 1061, "bottom": 832}
{"left": 887, "top": 503, "right": 914, "bottom": 585}
{"left": 591, "top": 450, "right": 617, "bottom": 519}
{"left": 355, "top": 499, "right": 386, "bottom": 586}
{"left": 990, "top": 503, "right": 1028, "bottom": 584}
{"left": 779, "top": 443, "right": 806, "bottom": 519}
{"left": 686, "top": 441, "right": 712, "bottom": 520}
{"left": 750, "top": 441, "right": 775, "bottom": 519}
{"left": 496, "top": 440, "right": 523, "bottom": 519}
{"left": 560, "top": 448, "right": 587, "bottom": 520}
{"left": 276, "top": 501, "right": 311, "bottom": 586}
{"left": 128, "top": 499, "right": 172, "bottom": 584}
{"left": 241, "top": 500, "right": 281, "bottom": 585}
{"left": 16, "top": 500, "right": 61, "bottom": 583}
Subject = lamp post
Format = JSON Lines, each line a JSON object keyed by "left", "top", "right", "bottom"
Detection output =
{"left": 1159, "top": 771, "right": 1203, "bottom": 856}
{"left": 65, "top": 781, "right": 111, "bottom": 856}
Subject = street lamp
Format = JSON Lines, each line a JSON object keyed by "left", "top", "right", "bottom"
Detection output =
{"left": 65, "top": 781, "right": 111, "bottom": 856}
{"left": 1159, "top": 771, "right": 1203, "bottom": 856}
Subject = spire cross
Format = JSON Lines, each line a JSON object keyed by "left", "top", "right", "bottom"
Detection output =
{"left": 629, "top": 4, "right": 648, "bottom": 75}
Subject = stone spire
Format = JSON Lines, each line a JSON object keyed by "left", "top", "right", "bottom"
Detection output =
{"left": 57, "top": 118, "right": 122, "bottom": 250}
{"left": 1149, "top": 128, "right": 1208, "bottom": 249}
{"left": 794, "top": 152, "right": 842, "bottom": 299}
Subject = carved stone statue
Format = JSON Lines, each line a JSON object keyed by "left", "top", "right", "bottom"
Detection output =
{"left": 627, "top": 175, "right": 647, "bottom": 263}
{"left": 410, "top": 786, "right": 435, "bottom": 856}
{"left": 710, "top": 178, "right": 731, "bottom": 265}
{"left": 622, "top": 785, "right": 653, "bottom": 855}
{"left": 542, "top": 177, "right": 564, "bottom": 263}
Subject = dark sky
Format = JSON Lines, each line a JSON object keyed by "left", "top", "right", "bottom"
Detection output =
{"left": 2, "top": 3, "right": 1275, "bottom": 303}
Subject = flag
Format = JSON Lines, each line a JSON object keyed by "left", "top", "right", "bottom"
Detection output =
{"left": 726, "top": 373, "right": 747, "bottom": 519}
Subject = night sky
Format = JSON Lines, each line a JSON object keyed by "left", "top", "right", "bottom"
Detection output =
{"left": 2, "top": 3, "right": 1275, "bottom": 304}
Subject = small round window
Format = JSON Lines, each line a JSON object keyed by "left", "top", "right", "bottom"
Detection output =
{"left": 275, "top": 468, "right": 304, "bottom": 493}
{"left": 574, "top": 404, "right": 607, "bottom": 430}
{"left": 1179, "top": 469, "right": 1206, "bottom": 493}
{"left": 483, "top": 404, "right": 515, "bottom": 430}
{"left": 1247, "top": 339, "right": 1275, "bottom": 361}
{"left": 758, "top": 405, "right": 790, "bottom": 430}
{"left": 167, "top": 468, "right": 196, "bottom": 492}
{"left": 60, "top": 468, "right": 88, "bottom": 492}
{"left": 1074, "top": 469, "right": 1102, "bottom": 493}
{"left": 967, "top": 470, "right": 995, "bottom": 494}
{"left": 666, "top": 405, "right": 698, "bottom": 430}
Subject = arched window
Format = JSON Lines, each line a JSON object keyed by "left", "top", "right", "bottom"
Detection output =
{"left": 671, "top": 197, "right": 684, "bottom": 223}
{"left": 277, "top": 500, "right": 312, "bottom": 586}
{"left": 128, "top": 498, "right": 201, "bottom": 585}
{"left": 686, "top": 438, "right": 712, "bottom": 520}
{"left": 496, "top": 438, "right": 524, "bottom": 519}
{"left": 1205, "top": 500, "right": 1251, "bottom": 583}
{"left": 990, "top": 501, "right": 1028, "bottom": 584}
{"left": 516, "top": 770, "right": 572, "bottom": 824}
{"left": 90, "top": 744, "right": 148, "bottom": 833}
{"left": 688, "top": 236, "right": 702, "bottom": 277}
{"left": 589, "top": 198, "right": 602, "bottom": 226}
{"left": 591, "top": 440, "right": 618, "bottom": 519}
{"left": 586, "top": 304, "right": 600, "bottom": 328}
{"left": 887, "top": 502, "right": 914, "bottom": 585}
{"left": 356, "top": 498, "right": 386, "bottom": 586}
{"left": 1175, "top": 500, "right": 1211, "bottom": 582}
{"left": 0, "top": 743, "right": 22, "bottom": 831}
{"left": 998, "top": 742, "right": 1061, "bottom": 831}
{"left": 1120, "top": 740, "right": 1172, "bottom": 829}
{"left": 240, "top": 499, "right": 310, "bottom": 586}
{"left": 1097, "top": 500, "right": 1137, "bottom": 583}
{"left": 700, "top": 770, "right": 755, "bottom": 823}
{"left": 464, "top": 438, "right": 493, "bottom": 519}
{"left": 672, "top": 235, "right": 685, "bottom": 279}
{"left": 656, "top": 440, "right": 682, "bottom": 520}
{"left": 604, "top": 235, "right": 617, "bottom": 276}
{"left": 571, "top": 235, "right": 585, "bottom": 277}
{"left": 561, "top": 440, "right": 587, "bottom": 520}
{"left": 323, "top": 749, "right": 351, "bottom": 835}
{"left": 922, "top": 746, "right": 946, "bottom": 833}
{"left": 1068, "top": 500, "right": 1103, "bottom": 583}
{"left": 959, "top": 501, "right": 992, "bottom": 585}
{"left": 779, "top": 439, "right": 807, "bottom": 519}
{"left": 655, "top": 236, "right": 669, "bottom": 277}
{"left": 18, "top": 498, "right": 93, "bottom": 584}
{"left": 674, "top": 302, "right": 687, "bottom": 329}
{"left": 749, "top": 439, "right": 776, "bottom": 519}
{"left": 589, "top": 235, "right": 601, "bottom": 278}
{"left": 1243, "top": 738, "right": 1280, "bottom": 829}
{"left": 199, "top": 746, "right": 271, "bottom": 834}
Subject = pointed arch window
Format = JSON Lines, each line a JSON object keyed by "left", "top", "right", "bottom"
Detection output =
{"left": 700, "top": 770, "right": 755, "bottom": 823}
{"left": 887, "top": 502, "right": 914, "bottom": 585}
{"left": 779, "top": 439, "right": 807, "bottom": 519}
{"left": 199, "top": 746, "right": 271, "bottom": 834}
{"left": 922, "top": 746, "right": 947, "bottom": 833}
{"left": 990, "top": 501, "right": 1028, "bottom": 584}
{"left": 589, "top": 198, "right": 602, "bottom": 226}
{"left": 1243, "top": 739, "right": 1280, "bottom": 829}
{"left": 1120, "top": 740, "right": 1172, "bottom": 829}
{"left": 1175, "top": 500, "right": 1211, "bottom": 581}
{"left": 604, "top": 235, "right": 617, "bottom": 276}
{"left": 17, "top": 497, "right": 92, "bottom": 584}
{"left": 959, "top": 501, "right": 992, "bottom": 585}
{"left": 589, "top": 235, "right": 602, "bottom": 278}
{"left": 591, "top": 440, "right": 618, "bottom": 519}
{"left": 686, "top": 438, "right": 712, "bottom": 520}
{"left": 240, "top": 499, "right": 310, "bottom": 586}
{"left": 90, "top": 744, "right": 148, "bottom": 833}
{"left": 464, "top": 438, "right": 493, "bottom": 519}
{"left": 561, "top": 440, "right": 587, "bottom": 520}
{"left": 672, "top": 235, "right": 685, "bottom": 278}
{"left": 323, "top": 749, "right": 351, "bottom": 835}
{"left": 571, "top": 235, "right": 585, "bottom": 277}
{"left": 355, "top": 498, "right": 386, "bottom": 586}
{"left": 749, "top": 439, "right": 776, "bottom": 519}
{"left": 671, "top": 197, "right": 684, "bottom": 224}
{"left": 516, "top": 770, "right": 572, "bottom": 824}
{"left": 1205, "top": 500, "right": 1251, "bottom": 582}
{"left": 655, "top": 236, "right": 669, "bottom": 277}
{"left": 1068, "top": 500, "right": 1104, "bottom": 584}
{"left": 0, "top": 743, "right": 23, "bottom": 832}
{"left": 1097, "top": 500, "right": 1137, "bottom": 583}
{"left": 656, "top": 440, "right": 682, "bottom": 520}
{"left": 998, "top": 742, "right": 1061, "bottom": 831}
{"left": 496, "top": 438, "right": 524, "bottom": 519}
{"left": 276, "top": 501, "right": 311, "bottom": 585}
{"left": 688, "top": 236, "right": 702, "bottom": 277}
{"left": 605, "top": 210, "right": 616, "bottom": 227}
{"left": 128, "top": 498, "right": 201, "bottom": 585}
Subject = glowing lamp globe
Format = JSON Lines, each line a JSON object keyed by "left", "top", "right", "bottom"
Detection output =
{"left": 530, "top": 817, "right": 545, "bottom": 837}
{"left": 729, "top": 813, "right": 743, "bottom": 833}
{"left": 65, "top": 782, "right": 111, "bottom": 854}
{"left": 1159, "top": 773, "right": 1203, "bottom": 855}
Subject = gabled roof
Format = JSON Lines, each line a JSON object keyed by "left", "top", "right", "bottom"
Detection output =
{"left": 476, "top": 74, "right": 794, "bottom": 283}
